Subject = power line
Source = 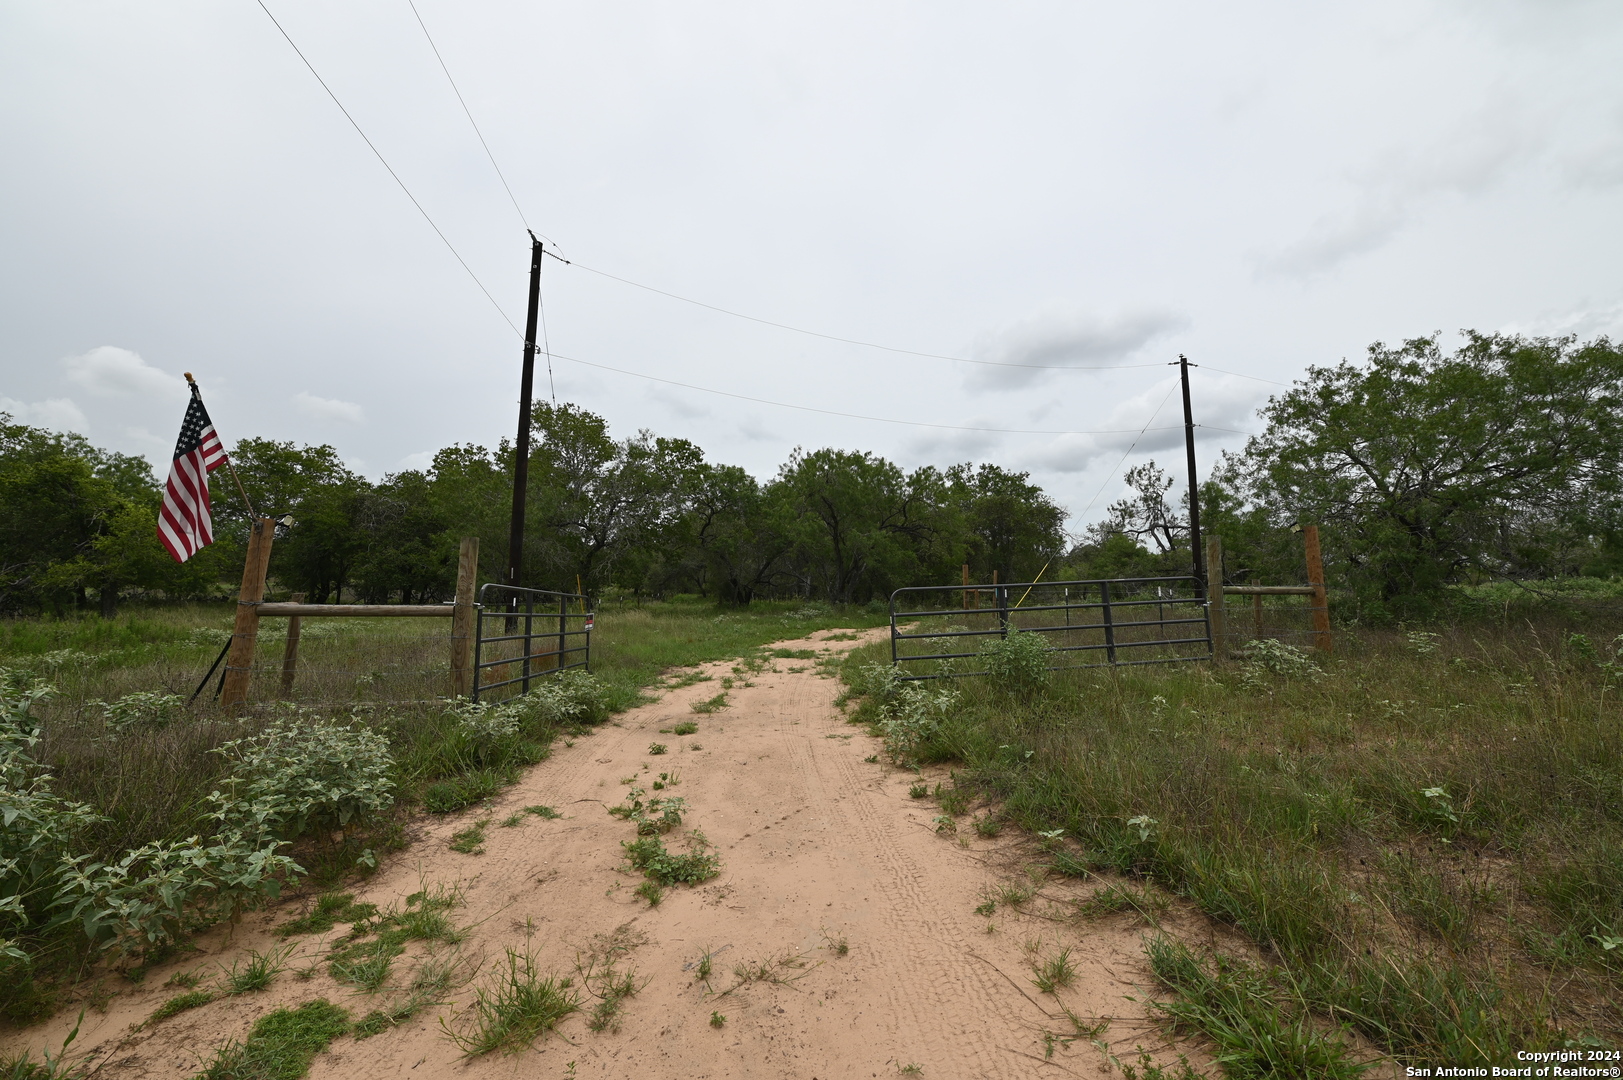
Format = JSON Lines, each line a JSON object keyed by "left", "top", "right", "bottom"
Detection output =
{"left": 563, "top": 258, "right": 1168, "bottom": 373}
{"left": 404, "top": 0, "right": 541, "bottom": 239}
{"left": 1075, "top": 379, "right": 1182, "bottom": 523}
{"left": 252, "top": 0, "right": 520, "bottom": 336}
{"left": 1201, "top": 365, "right": 1288, "bottom": 386}
{"left": 546, "top": 349, "right": 1186, "bottom": 437}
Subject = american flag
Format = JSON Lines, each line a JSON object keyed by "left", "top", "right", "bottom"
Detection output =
{"left": 157, "top": 380, "right": 229, "bottom": 563}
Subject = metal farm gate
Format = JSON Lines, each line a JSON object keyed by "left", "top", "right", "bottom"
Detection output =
{"left": 471, "top": 583, "right": 594, "bottom": 702}
{"left": 889, "top": 576, "right": 1211, "bottom": 680}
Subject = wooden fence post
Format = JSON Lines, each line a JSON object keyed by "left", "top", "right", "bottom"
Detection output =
{"left": 1206, "top": 535, "right": 1226, "bottom": 662}
{"left": 1303, "top": 524, "right": 1332, "bottom": 654}
{"left": 279, "top": 592, "right": 306, "bottom": 697}
{"left": 221, "top": 517, "right": 275, "bottom": 711}
{"left": 450, "top": 536, "right": 479, "bottom": 697}
{"left": 961, "top": 564, "right": 970, "bottom": 609}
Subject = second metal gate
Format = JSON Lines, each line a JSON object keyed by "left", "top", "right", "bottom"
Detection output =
{"left": 890, "top": 576, "right": 1210, "bottom": 681}
{"left": 472, "top": 583, "right": 593, "bottom": 702}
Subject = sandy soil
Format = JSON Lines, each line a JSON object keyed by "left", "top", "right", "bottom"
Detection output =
{"left": 7, "top": 628, "right": 1213, "bottom": 1079}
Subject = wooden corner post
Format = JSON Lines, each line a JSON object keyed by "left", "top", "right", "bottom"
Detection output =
{"left": 221, "top": 517, "right": 275, "bottom": 711}
{"left": 450, "top": 536, "right": 480, "bottom": 697}
{"left": 1206, "top": 535, "right": 1226, "bottom": 662}
{"left": 1302, "top": 524, "right": 1332, "bottom": 654}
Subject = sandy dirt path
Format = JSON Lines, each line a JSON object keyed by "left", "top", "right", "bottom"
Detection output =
{"left": 9, "top": 628, "right": 1205, "bottom": 1079}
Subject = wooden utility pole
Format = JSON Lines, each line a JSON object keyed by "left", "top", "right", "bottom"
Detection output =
{"left": 506, "top": 234, "right": 544, "bottom": 590}
{"left": 1303, "top": 525, "right": 1332, "bottom": 654}
{"left": 1178, "top": 355, "right": 1205, "bottom": 598}
{"left": 450, "top": 536, "right": 480, "bottom": 696}
{"left": 221, "top": 517, "right": 275, "bottom": 711}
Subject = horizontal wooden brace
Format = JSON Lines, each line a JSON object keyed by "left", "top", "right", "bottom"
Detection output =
{"left": 1221, "top": 586, "right": 1317, "bottom": 596}
{"left": 257, "top": 603, "right": 456, "bottom": 617}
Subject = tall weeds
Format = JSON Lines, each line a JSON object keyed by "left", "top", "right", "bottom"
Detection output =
{"left": 845, "top": 609, "right": 1623, "bottom": 1063}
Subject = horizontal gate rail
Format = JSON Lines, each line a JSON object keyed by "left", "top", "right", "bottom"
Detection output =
{"left": 472, "top": 583, "right": 593, "bottom": 702}
{"left": 890, "top": 575, "right": 1210, "bottom": 681}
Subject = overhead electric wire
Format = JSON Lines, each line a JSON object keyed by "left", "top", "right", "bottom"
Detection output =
{"left": 547, "top": 349, "right": 1185, "bottom": 437}
{"left": 264, "top": 0, "right": 1289, "bottom": 439}
{"left": 252, "top": 0, "right": 520, "bottom": 336}
{"left": 391, "top": 6, "right": 1295, "bottom": 395}
{"left": 404, "top": 0, "right": 541, "bottom": 239}
{"left": 563, "top": 258, "right": 1168, "bottom": 373}
{"left": 1075, "top": 379, "right": 1183, "bottom": 523}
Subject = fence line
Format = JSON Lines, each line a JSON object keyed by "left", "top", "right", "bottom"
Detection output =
{"left": 889, "top": 575, "right": 1211, "bottom": 681}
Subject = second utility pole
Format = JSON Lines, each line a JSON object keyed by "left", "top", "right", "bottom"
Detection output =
{"left": 1178, "top": 353, "right": 1205, "bottom": 599}
{"left": 507, "top": 233, "right": 544, "bottom": 591}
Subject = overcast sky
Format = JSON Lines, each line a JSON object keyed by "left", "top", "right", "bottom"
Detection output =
{"left": 4, "top": 0, "right": 1621, "bottom": 534}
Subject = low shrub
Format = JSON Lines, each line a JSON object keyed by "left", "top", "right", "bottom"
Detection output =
{"left": 209, "top": 715, "right": 396, "bottom": 840}
{"left": 878, "top": 684, "right": 959, "bottom": 767}
{"left": 55, "top": 832, "right": 301, "bottom": 961}
{"left": 95, "top": 691, "right": 186, "bottom": 736}
{"left": 977, "top": 627, "right": 1051, "bottom": 692}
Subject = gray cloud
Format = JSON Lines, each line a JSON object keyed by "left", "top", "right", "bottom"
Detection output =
{"left": 1259, "top": 98, "right": 1544, "bottom": 278}
{"left": 966, "top": 310, "right": 1190, "bottom": 392}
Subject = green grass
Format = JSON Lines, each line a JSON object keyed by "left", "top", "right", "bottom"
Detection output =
{"left": 224, "top": 946, "right": 290, "bottom": 994}
{"left": 444, "top": 948, "right": 579, "bottom": 1056}
{"left": 423, "top": 769, "right": 505, "bottom": 813}
{"left": 1147, "top": 936, "right": 1371, "bottom": 1078}
{"left": 689, "top": 693, "right": 729, "bottom": 714}
{"left": 1029, "top": 945, "right": 1077, "bottom": 994}
{"left": 842, "top": 609, "right": 1623, "bottom": 1064}
{"left": 195, "top": 999, "right": 350, "bottom": 1080}
{"left": 671, "top": 721, "right": 698, "bottom": 736}
{"left": 278, "top": 893, "right": 379, "bottom": 937}
{"left": 148, "top": 989, "right": 214, "bottom": 1024}
{"left": 448, "top": 819, "right": 489, "bottom": 855}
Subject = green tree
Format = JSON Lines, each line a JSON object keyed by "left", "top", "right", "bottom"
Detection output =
{"left": 214, "top": 439, "right": 372, "bottom": 602}
{"left": 778, "top": 449, "right": 954, "bottom": 603}
{"left": 0, "top": 416, "right": 195, "bottom": 616}
{"left": 687, "top": 464, "right": 794, "bottom": 605}
{"left": 947, "top": 463, "right": 1065, "bottom": 583}
{"left": 1222, "top": 332, "right": 1623, "bottom": 610}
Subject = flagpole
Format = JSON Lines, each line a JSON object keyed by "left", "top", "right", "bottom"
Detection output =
{"left": 185, "top": 372, "right": 256, "bottom": 519}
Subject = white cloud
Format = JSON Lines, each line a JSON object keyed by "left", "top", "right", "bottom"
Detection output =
{"left": 1, "top": 395, "right": 89, "bottom": 434}
{"left": 1499, "top": 297, "right": 1623, "bottom": 341}
{"left": 63, "top": 346, "right": 186, "bottom": 399}
{"left": 293, "top": 391, "right": 365, "bottom": 424}
{"left": 966, "top": 309, "right": 1191, "bottom": 391}
{"left": 397, "top": 450, "right": 437, "bottom": 472}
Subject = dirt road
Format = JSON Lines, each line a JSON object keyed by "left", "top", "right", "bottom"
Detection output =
{"left": 11, "top": 628, "right": 1202, "bottom": 1079}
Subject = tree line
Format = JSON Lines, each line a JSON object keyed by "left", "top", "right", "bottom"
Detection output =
{"left": 0, "top": 402, "right": 1067, "bottom": 613}
{"left": 5, "top": 330, "right": 1620, "bottom": 620}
